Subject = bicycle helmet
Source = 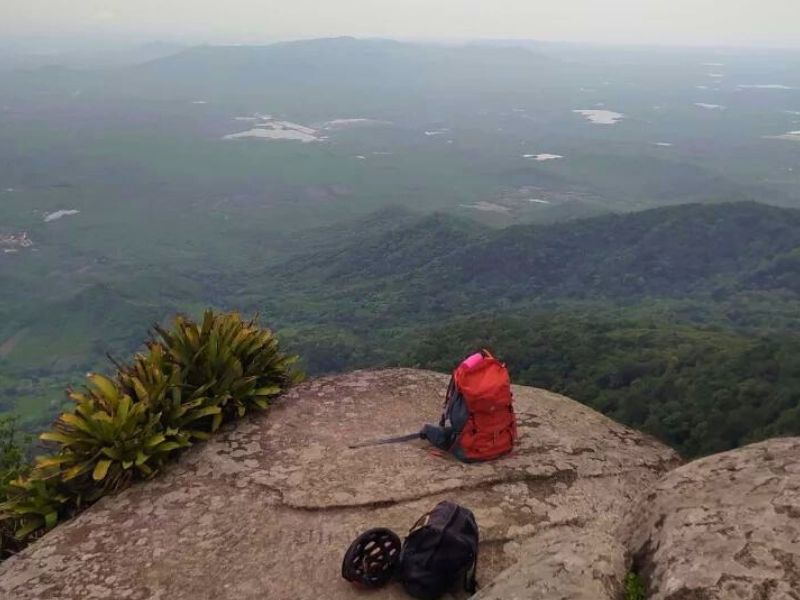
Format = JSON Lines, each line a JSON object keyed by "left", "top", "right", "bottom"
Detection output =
{"left": 341, "top": 527, "right": 402, "bottom": 588}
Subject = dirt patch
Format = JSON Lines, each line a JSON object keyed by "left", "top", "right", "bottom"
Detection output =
{"left": 0, "top": 328, "right": 27, "bottom": 359}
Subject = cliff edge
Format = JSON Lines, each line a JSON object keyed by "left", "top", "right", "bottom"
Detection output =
{"left": 0, "top": 369, "right": 796, "bottom": 600}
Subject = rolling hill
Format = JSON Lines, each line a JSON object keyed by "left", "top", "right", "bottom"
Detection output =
{"left": 259, "top": 201, "right": 800, "bottom": 323}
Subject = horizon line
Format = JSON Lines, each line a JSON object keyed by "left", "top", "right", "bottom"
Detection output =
{"left": 3, "top": 33, "right": 800, "bottom": 53}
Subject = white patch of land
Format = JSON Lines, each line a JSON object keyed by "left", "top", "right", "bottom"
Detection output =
{"left": 523, "top": 153, "right": 564, "bottom": 161}
{"left": 653, "top": 142, "right": 673, "bottom": 147}
{"left": 460, "top": 201, "right": 510, "bottom": 214}
{"left": 702, "top": 62, "right": 725, "bottom": 67}
{"left": 0, "top": 329, "right": 27, "bottom": 358}
{"left": 233, "top": 113, "right": 273, "bottom": 122}
{"left": 44, "top": 210, "right": 80, "bottom": 222}
{"left": 322, "top": 118, "right": 388, "bottom": 129}
{"left": 738, "top": 84, "right": 795, "bottom": 90}
{"left": 191, "top": 100, "right": 208, "bottom": 105}
{"left": 708, "top": 73, "right": 725, "bottom": 78}
{"left": 325, "top": 118, "right": 369, "bottom": 127}
{"left": 695, "top": 85, "right": 710, "bottom": 90}
{"left": 223, "top": 120, "right": 320, "bottom": 143}
{"left": 355, "top": 155, "right": 367, "bottom": 160}
{"left": 695, "top": 103, "right": 726, "bottom": 110}
{"left": 785, "top": 110, "right": 800, "bottom": 116}
{"left": 525, "top": 198, "right": 551, "bottom": 204}
{"left": 424, "top": 129, "right": 450, "bottom": 136}
{"left": 769, "top": 131, "right": 800, "bottom": 141}
{"left": 573, "top": 109, "right": 624, "bottom": 125}
{"left": 3, "top": 188, "right": 14, "bottom": 192}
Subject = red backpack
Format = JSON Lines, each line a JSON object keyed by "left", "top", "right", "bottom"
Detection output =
{"left": 422, "top": 350, "right": 517, "bottom": 462}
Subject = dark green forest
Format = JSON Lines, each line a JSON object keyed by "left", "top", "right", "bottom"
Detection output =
{"left": 262, "top": 202, "right": 800, "bottom": 321}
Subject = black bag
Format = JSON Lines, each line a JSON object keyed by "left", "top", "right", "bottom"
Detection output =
{"left": 398, "top": 501, "right": 479, "bottom": 600}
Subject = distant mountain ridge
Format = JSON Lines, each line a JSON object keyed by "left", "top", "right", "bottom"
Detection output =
{"left": 118, "top": 36, "right": 555, "bottom": 102}
{"left": 136, "top": 36, "right": 548, "bottom": 73}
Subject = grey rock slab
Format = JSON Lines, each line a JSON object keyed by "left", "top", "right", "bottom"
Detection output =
{"left": 625, "top": 437, "right": 800, "bottom": 600}
{"left": 0, "top": 369, "right": 678, "bottom": 600}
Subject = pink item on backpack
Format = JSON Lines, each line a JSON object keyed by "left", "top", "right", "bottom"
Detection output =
{"left": 461, "top": 352, "right": 484, "bottom": 369}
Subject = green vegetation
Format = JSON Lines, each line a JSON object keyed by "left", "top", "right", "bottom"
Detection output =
{"left": 150, "top": 312, "right": 301, "bottom": 425}
{"left": 0, "top": 416, "right": 33, "bottom": 556}
{"left": 624, "top": 572, "right": 647, "bottom": 600}
{"left": 0, "top": 310, "right": 300, "bottom": 559}
{"left": 262, "top": 202, "right": 800, "bottom": 325}
{"left": 0, "top": 416, "right": 29, "bottom": 484}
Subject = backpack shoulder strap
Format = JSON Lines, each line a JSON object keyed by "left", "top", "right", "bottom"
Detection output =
{"left": 440, "top": 376, "right": 456, "bottom": 427}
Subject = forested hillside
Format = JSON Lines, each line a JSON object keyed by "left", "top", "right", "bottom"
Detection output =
{"left": 261, "top": 202, "right": 800, "bottom": 326}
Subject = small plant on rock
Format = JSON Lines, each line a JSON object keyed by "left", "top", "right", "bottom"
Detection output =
{"left": 624, "top": 571, "right": 647, "bottom": 600}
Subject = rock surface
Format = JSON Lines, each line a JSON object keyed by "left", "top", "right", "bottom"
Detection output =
{"left": 625, "top": 437, "right": 800, "bottom": 600}
{"left": 0, "top": 369, "right": 678, "bottom": 600}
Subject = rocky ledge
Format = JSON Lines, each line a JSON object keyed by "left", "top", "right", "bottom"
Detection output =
{"left": 0, "top": 369, "right": 796, "bottom": 600}
{"left": 625, "top": 437, "right": 800, "bottom": 600}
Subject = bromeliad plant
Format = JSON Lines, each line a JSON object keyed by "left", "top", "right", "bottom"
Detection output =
{"left": 0, "top": 309, "right": 302, "bottom": 559}
{"left": 152, "top": 311, "right": 302, "bottom": 431}
{"left": 0, "top": 475, "right": 70, "bottom": 549}
{"left": 36, "top": 374, "right": 187, "bottom": 495}
{"left": 117, "top": 342, "right": 219, "bottom": 443}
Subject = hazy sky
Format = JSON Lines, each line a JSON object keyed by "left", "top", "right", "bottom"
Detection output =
{"left": 3, "top": 0, "right": 800, "bottom": 48}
